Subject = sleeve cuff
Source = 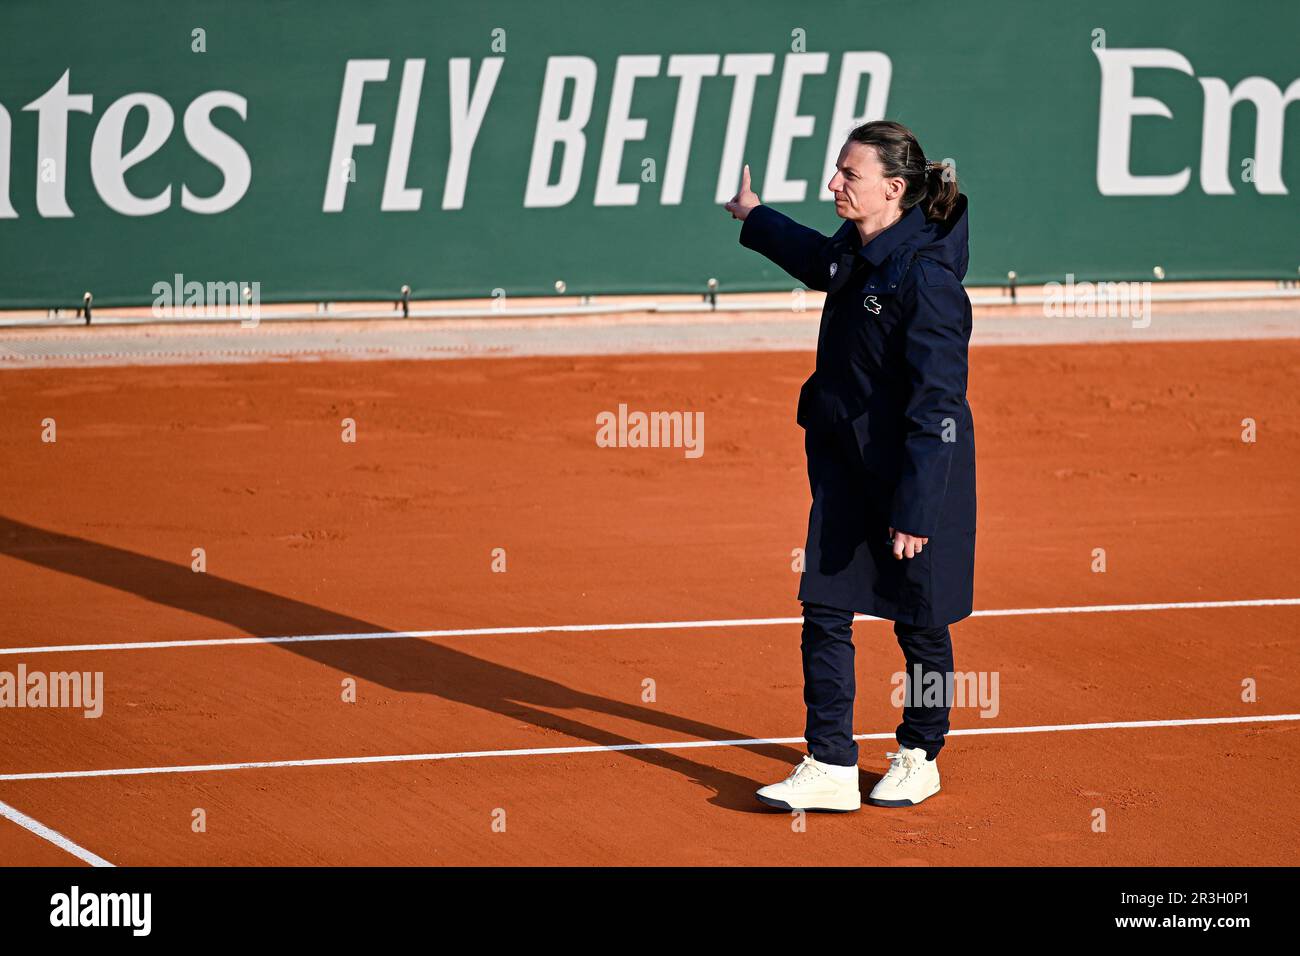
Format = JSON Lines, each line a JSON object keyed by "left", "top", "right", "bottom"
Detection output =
{"left": 738, "top": 204, "right": 774, "bottom": 250}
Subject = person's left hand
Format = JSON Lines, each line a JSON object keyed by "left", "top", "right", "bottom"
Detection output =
{"left": 889, "top": 528, "right": 928, "bottom": 560}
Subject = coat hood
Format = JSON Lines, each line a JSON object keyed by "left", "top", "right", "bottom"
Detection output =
{"left": 913, "top": 193, "right": 970, "bottom": 282}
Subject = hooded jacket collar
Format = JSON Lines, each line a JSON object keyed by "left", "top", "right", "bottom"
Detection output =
{"left": 830, "top": 203, "right": 926, "bottom": 265}
{"left": 830, "top": 195, "right": 971, "bottom": 293}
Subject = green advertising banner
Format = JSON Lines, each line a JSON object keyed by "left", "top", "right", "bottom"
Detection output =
{"left": 0, "top": 0, "right": 1297, "bottom": 308}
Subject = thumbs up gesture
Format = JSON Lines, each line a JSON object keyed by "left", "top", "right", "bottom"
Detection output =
{"left": 724, "top": 163, "right": 761, "bottom": 221}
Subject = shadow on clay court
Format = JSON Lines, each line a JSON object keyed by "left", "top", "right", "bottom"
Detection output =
{"left": 0, "top": 515, "right": 883, "bottom": 812}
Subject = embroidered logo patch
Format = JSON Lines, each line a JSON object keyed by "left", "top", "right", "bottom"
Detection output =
{"left": 863, "top": 295, "right": 881, "bottom": 314}
{"left": 829, "top": 262, "right": 838, "bottom": 278}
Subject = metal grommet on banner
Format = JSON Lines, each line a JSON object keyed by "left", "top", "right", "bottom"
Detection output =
{"left": 399, "top": 284, "right": 411, "bottom": 318}
{"left": 706, "top": 276, "right": 719, "bottom": 310}
{"left": 81, "top": 291, "right": 93, "bottom": 325}
{"left": 1007, "top": 270, "right": 1017, "bottom": 304}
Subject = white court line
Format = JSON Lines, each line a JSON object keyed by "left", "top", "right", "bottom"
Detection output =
{"left": 0, "top": 798, "right": 113, "bottom": 866}
{"left": 1, "top": 713, "right": 1295, "bottom": 783}
{"left": 2, "top": 597, "right": 1297, "bottom": 657}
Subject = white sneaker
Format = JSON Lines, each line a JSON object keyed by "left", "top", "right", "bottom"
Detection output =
{"left": 867, "top": 747, "right": 941, "bottom": 807}
{"left": 755, "top": 755, "right": 861, "bottom": 812}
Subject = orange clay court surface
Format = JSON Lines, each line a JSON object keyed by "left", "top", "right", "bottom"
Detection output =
{"left": 0, "top": 336, "right": 1298, "bottom": 865}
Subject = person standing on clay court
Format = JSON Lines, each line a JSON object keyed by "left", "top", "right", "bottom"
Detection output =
{"left": 725, "top": 120, "right": 976, "bottom": 811}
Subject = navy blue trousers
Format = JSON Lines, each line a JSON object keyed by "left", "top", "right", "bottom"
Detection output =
{"left": 801, "top": 601, "right": 953, "bottom": 766}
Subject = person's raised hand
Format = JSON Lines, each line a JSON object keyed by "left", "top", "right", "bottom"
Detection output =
{"left": 889, "top": 527, "right": 929, "bottom": 560}
{"left": 724, "top": 163, "right": 761, "bottom": 221}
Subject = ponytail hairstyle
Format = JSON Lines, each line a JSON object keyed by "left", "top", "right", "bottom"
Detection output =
{"left": 845, "top": 120, "right": 959, "bottom": 222}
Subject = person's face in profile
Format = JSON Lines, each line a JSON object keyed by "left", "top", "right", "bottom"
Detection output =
{"left": 828, "top": 141, "right": 904, "bottom": 223}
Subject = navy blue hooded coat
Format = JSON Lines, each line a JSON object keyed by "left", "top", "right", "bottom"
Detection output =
{"left": 740, "top": 196, "right": 976, "bottom": 627}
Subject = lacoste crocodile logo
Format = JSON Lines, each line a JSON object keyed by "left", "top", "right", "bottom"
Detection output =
{"left": 863, "top": 295, "right": 881, "bottom": 314}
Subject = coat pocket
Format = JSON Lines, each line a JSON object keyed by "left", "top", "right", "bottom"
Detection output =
{"left": 796, "top": 371, "right": 849, "bottom": 430}
{"left": 842, "top": 406, "right": 902, "bottom": 483}
{"left": 795, "top": 373, "right": 816, "bottom": 429}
